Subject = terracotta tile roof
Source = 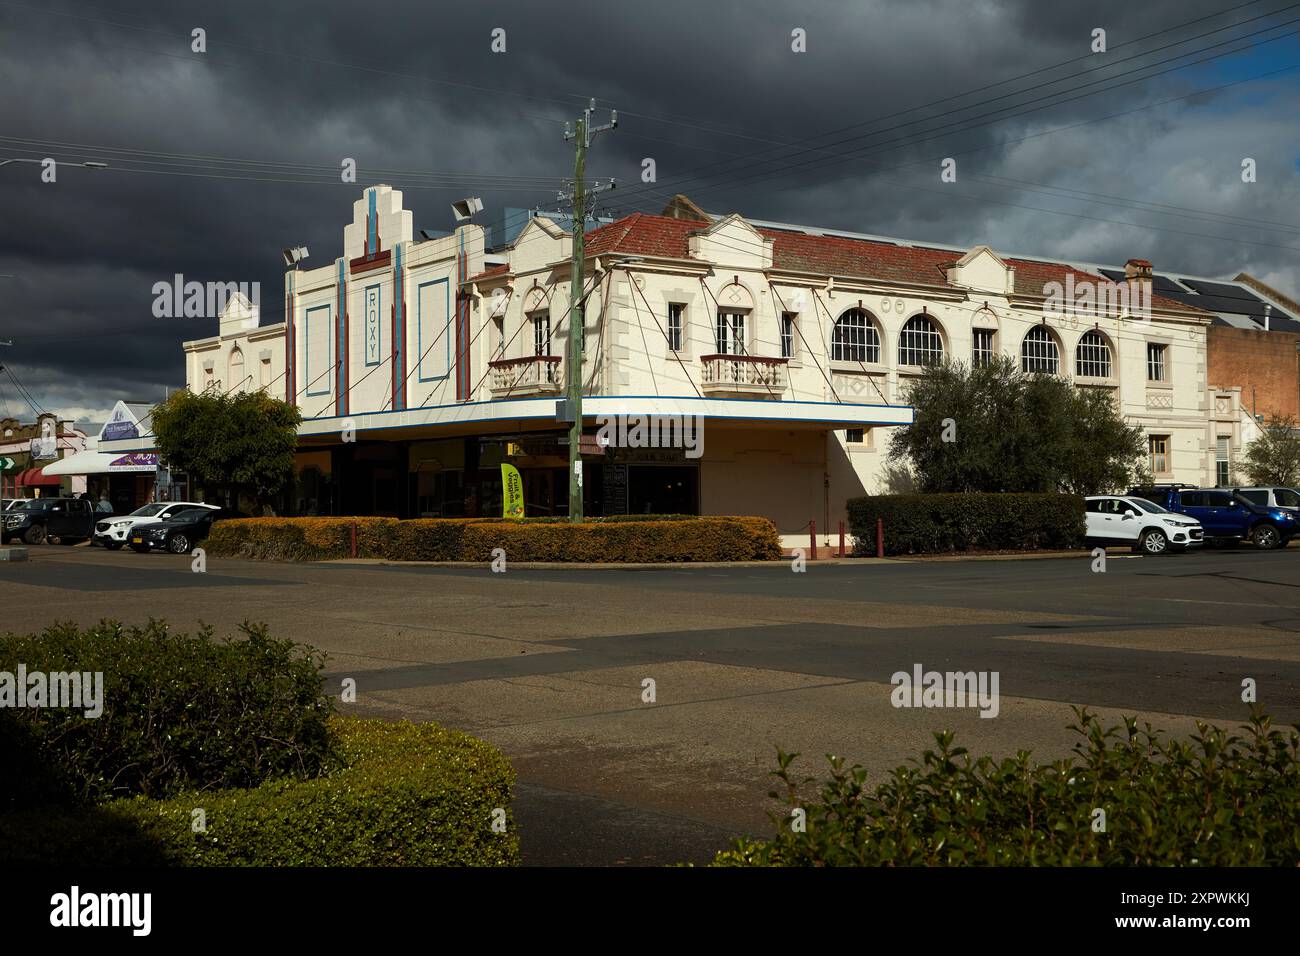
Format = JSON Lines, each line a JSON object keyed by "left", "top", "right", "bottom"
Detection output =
{"left": 583, "top": 213, "right": 701, "bottom": 260}
{"left": 1005, "top": 257, "right": 1192, "bottom": 312}
{"left": 760, "top": 228, "right": 954, "bottom": 287}
{"left": 467, "top": 263, "right": 509, "bottom": 282}
{"left": 579, "top": 212, "right": 1206, "bottom": 314}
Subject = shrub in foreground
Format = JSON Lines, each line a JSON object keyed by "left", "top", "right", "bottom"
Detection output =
{"left": 0, "top": 620, "right": 335, "bottom": 808}
{"left": 714, "top": 709, "right": 1300, "bottom": 866}
{"left": 847, "top": 492, "right": 1085, "bottom": 555}
{"left": 206, "top": 515, "right": 783, "bottom": 562}
{"left": 0, "top": 717, "right": 520, "bottom": 867}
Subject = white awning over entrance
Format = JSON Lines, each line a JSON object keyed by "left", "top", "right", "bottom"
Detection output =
{"left": 41, "top": 451, "right": 158, "bottom": 476}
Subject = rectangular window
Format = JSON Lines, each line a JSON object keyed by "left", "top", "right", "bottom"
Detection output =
{"left": 972, "top": 329, "right": 995, "bottom": 367}
{"left": 845, "top": 428, "right": 864, "bottom": 444}
{"left": 1149, "top": 434, "right": 1170, "bottom": 475}
{"left": 1146, "top": 343, "right": 1167, "bottom": 382}
{"left": 494, "top": 316, "right": 505, "bottom": 357}
{"left": 1216, "top": 436, "right": 1230, "bottom": 487}
{"left": 260, "top": 357, "right": 271, "bottom": 387}
{"left": 716, "top": 311, "right": 745, "bottom": 354}
{"left": 667, "top": 303, "right": 684, "bottom": 352}
{"left": 532, "top": 312, "right": 551, "bottom": 356}
{"left": 780, "top": 312, "right": 796, "bottom": 359}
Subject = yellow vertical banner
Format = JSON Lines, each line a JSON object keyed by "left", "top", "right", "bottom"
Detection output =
{"left": 501, "top": 463, "right": 524, "bottom": 518}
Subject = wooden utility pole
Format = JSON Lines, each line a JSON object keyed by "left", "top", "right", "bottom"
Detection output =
{"left": 560, "top": 100, "right": 616, "bottom": 522}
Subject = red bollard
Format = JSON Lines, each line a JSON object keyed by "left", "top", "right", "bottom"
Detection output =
{"left": 876, "top": 517, "right": 884, "bottom": 558}
{"left": 351, "top": 520, "right": 358, "bottom": 558}
{"left": 839, "top": 520, "right": 845, "bottom": 558}
{"left": 809, "top": 519, "right": 817, "bottom": 561}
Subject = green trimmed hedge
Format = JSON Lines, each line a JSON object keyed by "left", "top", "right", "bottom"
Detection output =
{"left": 713, "top": 709, "right": 1300, "bottom": 866}
{"left": 0, "top": 717, "right": 520, "bottom": 866}
{"left": 847, "top": 493, "right": 1085, "bottom": 555}
{"left": 205, "top": 515, "right": 783, "bottom": 563}
{"left": 0, "top": 620, "right": 335, "bottom": 809}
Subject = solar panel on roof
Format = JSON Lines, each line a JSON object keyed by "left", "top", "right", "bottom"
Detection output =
{"left": 1152, "top": 275, "right": 1189, "bottom": 294}
{"left": 1094, "top": 269, "right": 1187, "bottom": 296}
{"left": 1167, "top": 290, "right": 1297, "bottom": 324}
{"left": 1180, "top": 294, "right": 1269, "bottom": 315}
{"left": 1180, "top": 279, "right": 1258, "bottom": 300}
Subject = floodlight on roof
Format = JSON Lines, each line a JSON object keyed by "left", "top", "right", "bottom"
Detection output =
{"left": 451, "top": 197, "right": 484, "bottom": 222}
{"left": 282, "top": 246, "right": 309, "bottom": 268}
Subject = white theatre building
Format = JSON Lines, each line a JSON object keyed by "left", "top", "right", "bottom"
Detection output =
{"left": 108, "top": 185, "right": 1244, "bottom": 544}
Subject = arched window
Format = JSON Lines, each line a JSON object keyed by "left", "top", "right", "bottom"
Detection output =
{"left": 1075, "top": 330, "right": 1112, "bottom": 378}
{"left": 1021, "top": 326, "right": 1059, "bottom": 374}
{"left": 228, "top": 347, "right": 245, "bottom": 391}
{"left": 832, "top": 309, "right": 880, "bottom": 363}
{"left": 898, "top": 315, "right": 944, "bottom": 366}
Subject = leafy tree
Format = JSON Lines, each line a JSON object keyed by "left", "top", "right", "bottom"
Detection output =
{"left": 889, "top": 356, "right": 1146, "bottom": 494}
{"left": 1059, "top": 385, "right": 1150, "bottom": 495}
{"left": 151, "top": 386, "right": 301, "bottom": 509}
{"left": 1242, "top": 416, "right": 1300, "bottom": 485}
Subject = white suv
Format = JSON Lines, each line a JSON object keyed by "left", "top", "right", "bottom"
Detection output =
{"left": 1085, "top": 495, "right": 1204, "bottom": 555}
{"left": 1232, "top": 487, "right": 1300, "bottom": 512}
{"left": 93, "top": 501, "right": 218, "bottom": 550}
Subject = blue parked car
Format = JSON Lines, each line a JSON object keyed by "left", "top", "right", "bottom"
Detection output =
{"left": 1128, "top": 485, "right": 1297, "bottom": 550}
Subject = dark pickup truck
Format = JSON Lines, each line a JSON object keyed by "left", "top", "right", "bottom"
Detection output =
{"left": 1128, "top": 484, "right": 1297, "bottom": 550}
{"left": 1, "top": 497, "right": 98, "bottom": 545}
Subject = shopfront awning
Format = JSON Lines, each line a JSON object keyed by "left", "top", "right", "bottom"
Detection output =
{"left": 40, "top": 451, "right": 158, "bottom": 476}
{"left": 99, "top": 396, "right": 915, "bottom": 453}
{"left": 17, "top": 467, "right": 60, "bottom": 486}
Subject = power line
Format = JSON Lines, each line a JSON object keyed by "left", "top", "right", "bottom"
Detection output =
{"left": 610, "top": 0, "right": 1278, "bottom": 149}
{"left": 1, "top": 363, "right": 47, "bottom": 414}
{"left": 615, "top": 12, "right": 1300, "bottom": 217}
{"left": 0, "top": 135, "right": 566, "bottom": 185}
{"left": 0, "top": 0, "right": 591, "bottom": 115}
{"left": 617, "top": 58, "right": 1300, "bottom": 239}
{"left": 6, "top": 1, "right": 1290, "bottom": 268}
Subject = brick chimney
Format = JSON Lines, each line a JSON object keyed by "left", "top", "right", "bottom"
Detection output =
{"left": 1124, "top": 258, "right": 1153, "bottom": 315}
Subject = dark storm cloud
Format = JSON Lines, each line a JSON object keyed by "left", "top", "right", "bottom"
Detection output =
{"left": 0, "top": 0, "right": 1297, "bottom": 419}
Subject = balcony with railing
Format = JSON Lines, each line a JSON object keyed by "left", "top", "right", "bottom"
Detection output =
{"left": 489, "top": 355, "right": 563, "bottom": 397}
{"left": 700, "top": 353, "right": 788, "bottom": 397}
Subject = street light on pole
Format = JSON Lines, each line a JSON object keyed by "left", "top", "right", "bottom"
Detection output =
{"left": 0, "top": 158, "right": 108, "bottom": 171}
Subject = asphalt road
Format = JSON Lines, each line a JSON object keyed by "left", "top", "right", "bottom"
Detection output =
{"left": 3, "top": 545, "right": 1298, "bottom": 865}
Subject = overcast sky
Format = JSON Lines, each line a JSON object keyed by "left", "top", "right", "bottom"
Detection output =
{"left": 2, "top": 0, "right": 1299, "bottom": 423}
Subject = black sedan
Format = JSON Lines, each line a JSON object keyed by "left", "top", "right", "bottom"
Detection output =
{"left": 128, "top": 507, "right": 244, "bottom": 554}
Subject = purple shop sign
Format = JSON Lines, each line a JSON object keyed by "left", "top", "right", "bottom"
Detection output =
{"left": 108, "top": 453, "right": 158, "bottom": 473}
{"left": 102, "top": 420, "right": 139, "bottom": 441}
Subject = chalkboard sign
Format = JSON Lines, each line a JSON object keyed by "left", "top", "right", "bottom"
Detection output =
{"left": 603, "top": 463, "right": 628, "bottom": 516}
